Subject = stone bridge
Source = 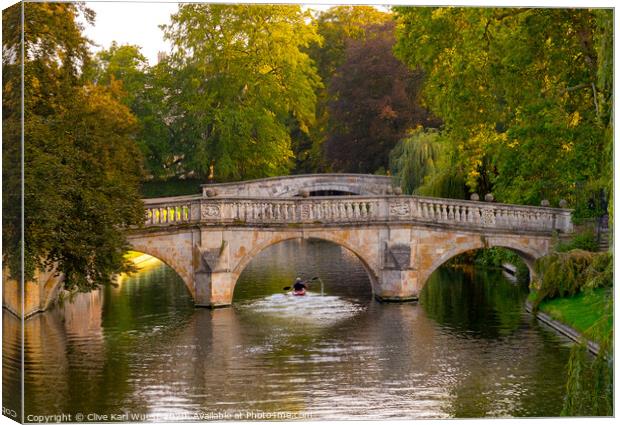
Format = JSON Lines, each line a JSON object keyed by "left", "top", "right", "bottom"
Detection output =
{"left": 200, "top": 173, "right": 395, "bottom": 197}
{"left": 128, "top": 175, "right": 573, "bottom": 307}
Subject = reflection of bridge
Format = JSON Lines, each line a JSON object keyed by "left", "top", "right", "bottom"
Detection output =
{"left": 127, "top": 174, "right": 573, "bottom": 307}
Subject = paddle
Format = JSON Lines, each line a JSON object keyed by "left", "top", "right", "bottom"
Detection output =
{"left": 283, "top": 276, "right": 320, "bottom": 291}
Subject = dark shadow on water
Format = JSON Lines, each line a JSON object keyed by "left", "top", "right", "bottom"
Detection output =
{"left": 420, "top": 266, "right": 529, "bottom": 339}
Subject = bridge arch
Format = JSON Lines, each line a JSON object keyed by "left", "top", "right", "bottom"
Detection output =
{"left": 125, "top": 243, "right": 195, "bottom": 298}
{"left": 279, "top": 184, "right": 362, "bottom": 197}
{"left": 418, "top": 237, "right": 541, "bottom": 290}
{"left": 230, "top": 233, "right": 380, "bottom": 297}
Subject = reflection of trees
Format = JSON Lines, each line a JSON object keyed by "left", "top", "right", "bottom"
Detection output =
{"left": 18, "top": 265, "right": 197, "bottom": 417}
{"left": 421, "top": 266, "right": 572, "bottom": 417}
{"left": 2, "top": 312, "right": 22, "bottom": 419}
{"left": 440, "top": 320, "right": 572, "bottom": 418}
{"left": 224, "top": 301, "right": 448, "bottom": 418}
{"left": 10, "top": 251, "right": 577, "bottom": 419}
{"left": 16, "top": 291, "right": 105, "bottom": 416}
{"left": 92, "top": 265, "right": 195, "bottom": 415}
{"left": 421, "top": 267, "right": 528, "bottom": 339}
{"left": 234, "top": 240, "right": 372, "bottom": 302}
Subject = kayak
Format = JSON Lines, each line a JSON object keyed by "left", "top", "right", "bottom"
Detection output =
{"left": 292, "top": 288, "right": 306, "bottom": 296}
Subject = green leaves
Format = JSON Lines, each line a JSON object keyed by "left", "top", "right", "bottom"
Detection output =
{"left": 3, "top": 2, "right": 144, "bottom": 291}
{"left": 393, "top": 8, "right": 613, "bottom": 207}
{"left": 161, "top": 4, "right": 322, "bottom": 181}
{"left": 25, "top": 84, "right": 145, "bottom": 291}
{"left": 389, "top": 127, "right": 443, "bottom": 194}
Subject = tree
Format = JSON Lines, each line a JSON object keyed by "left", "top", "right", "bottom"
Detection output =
{"left": 26, "top": 84, "right": 145, "bottom": 290}
{"left": 394, "top": 8, "right": 612, "bottom": 208}
{"left": 161, "top": 4, "right": 322, "bottom": 181}
{"left": 300, "top": 6, "right": 391, "bottom": 172}
{"left": 324, "top": 21, "right": 437, "bottom": 173}
{"left": 389, "top": 128, "right": 468, "bottom": 198}
{"left": 389, "top": 128, "right": 442, "bottom": 194}
{"left": 309, "top": 6, "right": 391, "bottom": 86}
{"left": 2, "top": 2, "right": 144, "bottom": 291}
{"left": 92, "top": 43, "right": 178, "bottom": 180}
{"left": 92, "top": 42, "right": 149, "bottom": 107}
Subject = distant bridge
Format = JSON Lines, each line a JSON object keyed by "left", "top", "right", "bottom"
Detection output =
{"left": 200, "top": 173, "right": 395, "bottom": 197}
{"left": 126, "top": 174, "right": 573, "bottom": 308}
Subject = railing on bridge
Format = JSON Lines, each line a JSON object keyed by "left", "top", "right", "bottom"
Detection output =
{"left": 142, "top": 195, "right": 573, "bottom": 234}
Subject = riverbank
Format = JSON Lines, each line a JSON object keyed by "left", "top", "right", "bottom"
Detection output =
{"left": 525, "top": 301, "right": 600, "bottom": 355}
{"left": 526, "top": 287, "right": 611, "bottom": 355}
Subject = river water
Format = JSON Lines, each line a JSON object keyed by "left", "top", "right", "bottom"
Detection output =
{"left": 3, "top": 240, "right": 578, "bottom": 420}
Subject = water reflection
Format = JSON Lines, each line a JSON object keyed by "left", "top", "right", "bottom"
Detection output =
{"left": 3, "top": 240, "right": 580, "bottom": 420}
{"left": 233, "top": 239, "right": 372, "bottom": 303}
{"left": 2, "top": 311, "right": 22, "bottom": 420}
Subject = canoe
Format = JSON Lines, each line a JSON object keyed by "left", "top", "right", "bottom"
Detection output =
{"left": 292, "top": 288, "right": 306, "bottom": 296}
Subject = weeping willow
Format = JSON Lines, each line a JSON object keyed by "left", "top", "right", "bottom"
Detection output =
{"left": 389, "top": 127, "right": 442, "bottom": 194}
{"left": 531, "top": 250, "right": 612, "bottom": 311}
{"left": 532, "top": 249, "right": 613, "bottom": 416}
{"left": 389, "top": 127, "right": 467, "bottom": 198}
{"left": 417, "top": 166, "right": 468, "bottom": 199}
{"left": 562, "top": 295, "right": 613, "bottom": 416}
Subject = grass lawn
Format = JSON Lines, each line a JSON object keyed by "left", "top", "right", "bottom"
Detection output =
{"left": 529, "top": 287, "right": 613, "bottom": 343}
{"left": 141, "top": 178, "right": 204, "bottom": 198}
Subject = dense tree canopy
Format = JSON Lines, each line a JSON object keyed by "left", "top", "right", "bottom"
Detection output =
{"left": 2, "top": 2, "right": 144, "bottom": 290}
{"left": 298, "top": 6, "right": 392, "bottom": 172}
{"left": 309, "top": 6, "right": 390, "bottom": 86}
{"left": 161, "top": 4, "right": 322, "bottom": 181}
{"left": 92, "top": 43, "right": 177, "bottom": 179}
{"left": 93, "top": 42, "right": 149, "bottom": 106}
{"left": 324, "top": 21, "right": 437, "bottom": 173}
{"left": 393, "top": 7, "right": 613, "bottom": 210}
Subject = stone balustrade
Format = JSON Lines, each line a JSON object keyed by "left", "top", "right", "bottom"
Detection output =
{"left": 144, "top": 202, "right": 193, "bottom": 226}
{"left": 141, "top": 195, "right": 573, "bottom": 234}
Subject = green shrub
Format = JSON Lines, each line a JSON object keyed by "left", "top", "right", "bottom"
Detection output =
{"left": 532, "top": 250, "right": 613, "bottom": 311}
{"left": 556, "top": 231, "right": 599, "bottom": 252}
{"left": 583, "top": 251, "right": 613, "bottom": 291}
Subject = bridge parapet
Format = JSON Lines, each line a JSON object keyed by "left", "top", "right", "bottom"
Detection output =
{"left": 142, "top": 195, "right": 573, "bottom": 234}
{"left": 401, "top": 196, "right": 573, "bottom": 233}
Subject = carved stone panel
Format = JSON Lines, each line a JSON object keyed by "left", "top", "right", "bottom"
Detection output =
{"left": 201, "top": 204, "right": 221, "bottom": 220}
{"left": 481, "top": 208, "right": 496, "bottom": 225}
{"left": 389, "top": 202, "right": 410, "bottom": 217}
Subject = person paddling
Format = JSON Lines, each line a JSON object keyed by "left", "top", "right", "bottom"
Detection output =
{"left": 292, "top": 277, "right": 307, "bottom": 293}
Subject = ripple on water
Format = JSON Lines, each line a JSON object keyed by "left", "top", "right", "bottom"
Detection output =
{"left": 9, "top": 242, "right": 582, "bottom": 420}
{"left": 236, "top": 292, "right": 365, "bottom": 326}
